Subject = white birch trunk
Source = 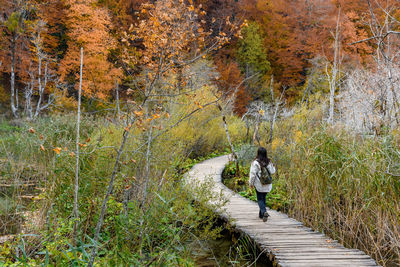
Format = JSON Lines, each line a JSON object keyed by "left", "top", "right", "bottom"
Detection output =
{"left": 34, "top": 57, "right": 42, "bottom": 118}
{"left": 73, "top": 47, "right": 83, "bottom": 234}
{"left": 34, "top": 61, "right": 48, "bottom": 118}
{"left": 24, "top": 74, "right": 34, "bottom": 120}
{"left": 115, "top": 79, "right": 120, "bottom": 119}
{"left": 10, "top": 36, "right": 18, "bottom": 118}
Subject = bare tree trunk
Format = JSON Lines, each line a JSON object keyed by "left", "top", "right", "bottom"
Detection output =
{"left": 115, "top": 79, "right": 120, "bottom": 119}
{"left": 328, "top": 8, "right": 341, "bottom": 124}
{"left": 34, "top": 59, "right": 48, "bottom": 118}
{"left": 25, "top": 69, "right": 35, "bottom": 120}
{"left": 142, "top": 111, "right": 152, "bottom": 204}
{"left": 10, "top": 36, "right": 18, "bottom": 118}
{"left": 245, "top": 120, "right": 250, "bottom": 142}
{"left": 301, "top": 70, "right": 314, "bottom": 105}
{"left": 383, "top": 12, "right": 400, "bottom": 125}
{"left": 34, "top": 57, "right": 42, "bottom": 118}
{"left": 73, "top": 47, "right": 83, "bottom": 238}
{"left": 269, "top": 76, "right": 274, "bottom": 103}
{"left": 252, "top": 116, "right": 260, "bottom": 145}
{"left": 217, "top": 103, "right": 239, "bottom": 174}
{"left": 269, "top": 87, "right": 286, "bottom": 144}
{"left": 16, "top": 87, "right": 19, "bottom": 111}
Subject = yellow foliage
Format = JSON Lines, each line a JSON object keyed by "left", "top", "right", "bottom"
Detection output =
{"left": 293, "top": 130, "right": 303, "bottom": 143}
{"left": 271, "top": 138, "right": 284, "bottom": 151}
{"left": 165, "top": 81, "right": 246, "bottom": 156}
{"left": 55, "top": 90, "right": 77, "bottom": 111}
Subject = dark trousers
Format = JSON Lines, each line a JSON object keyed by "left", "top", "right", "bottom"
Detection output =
{"left": 256, "top": 189, "right": 267, "bottom": 218}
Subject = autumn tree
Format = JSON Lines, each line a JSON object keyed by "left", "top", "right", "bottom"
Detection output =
{"left": 37, "top": 0, "right": 69, "bottom": 62}
{"left": 88, "top": 0, "right": 234, "bottom": 264}
{"left": 237, "top": 0, "right": 338, "bottom": 102}
{"left": 0, "top": 0, "right": 33, "bottom": 118}
{"left": 59, "top": 0, "right": 122, "bottom": 102}
{"left": 214, "top": 56, "right": 249, "bottom": 116}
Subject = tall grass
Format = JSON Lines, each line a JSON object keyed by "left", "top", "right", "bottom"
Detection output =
{"left": 267, "top": 107, "right": 400, "bottom": 266}
{"left": 222, "top": 104, "right": 399, "bottom": 266}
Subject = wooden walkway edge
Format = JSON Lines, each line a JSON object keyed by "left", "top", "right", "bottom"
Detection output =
{"left": 186, "top": 155, "right": 380, "bottom": 267}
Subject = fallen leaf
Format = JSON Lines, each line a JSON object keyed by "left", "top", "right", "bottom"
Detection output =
{"left": 29, "top": 127, "right": 35, "bottom": 134}
{"left": 53, "top": 147, "right": 62, "bottom": 154}
{"left": 78, "top": 143, "right": 87, "bottom": 148}
{"left": 134, "top": 110, "right": 143, "bottom": 117}
{"left": 40, "top": 145, "right": 45, "bottom": 151}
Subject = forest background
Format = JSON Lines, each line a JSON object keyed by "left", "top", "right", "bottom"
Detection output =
{"left": 0, "top": 0, "right": 400, "bottom": 266}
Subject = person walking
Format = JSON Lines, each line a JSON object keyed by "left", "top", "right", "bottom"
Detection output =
{"left": 249, "top": 147, "right": 276, "bottom": 222}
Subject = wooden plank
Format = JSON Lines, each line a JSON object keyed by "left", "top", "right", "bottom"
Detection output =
{"left": 280, "top": 263, "right": 377, "bottom": 267}
{"left": 271, "top": 248, "right": 362, "bottom": 253}
{"left": 276, "top": 254, "right": 374, "bottom": 260}
{"left": 278, "top": 259, "right": 378, "bottom": 264}
{"left": 274, "top": 252, "right": 368, "bottom": 257}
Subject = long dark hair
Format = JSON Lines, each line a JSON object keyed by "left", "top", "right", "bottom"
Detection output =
{"left": 256, "top": 147, "right": 270, "bottom": 167}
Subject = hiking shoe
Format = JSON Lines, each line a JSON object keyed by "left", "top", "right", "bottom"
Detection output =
{"left": 262, "top": 211, "right": 270, "bottom": 222}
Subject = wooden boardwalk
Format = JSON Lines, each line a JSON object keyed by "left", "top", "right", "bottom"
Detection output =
{"left": 186, "top": 155, "right": 379, "bottom": 267}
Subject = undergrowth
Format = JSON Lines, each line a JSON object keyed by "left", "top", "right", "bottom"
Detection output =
{"left": 0, "top": 113, "right": 247, "bottom": 266}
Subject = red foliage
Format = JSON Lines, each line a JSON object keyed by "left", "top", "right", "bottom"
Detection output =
{"left": 214, "top": 55, "right": 250, "bottom": 116}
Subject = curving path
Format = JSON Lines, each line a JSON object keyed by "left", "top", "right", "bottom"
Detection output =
{"left": 186, "top": 155, "right": 380, "bottom": 267}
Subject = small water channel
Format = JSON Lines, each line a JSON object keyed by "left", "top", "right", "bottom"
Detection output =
{"left": 0, "top": 182, "right": 38, "bottom": 235}
{"left": 192, "top": 218, "right": 272, "bottom": 267}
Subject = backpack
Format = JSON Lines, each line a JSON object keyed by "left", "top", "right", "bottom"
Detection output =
{"left": 257, "top": 161, "right": 272, "bottom": 185}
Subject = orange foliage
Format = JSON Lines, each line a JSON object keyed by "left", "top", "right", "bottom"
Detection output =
{"left": 2, "top": 0, "right": 399, "bottom": 111}
{"left": 37, "top": 0, "right": 68, "bottom": 62}
{"left": 59, "top": 0, "right": 122, "bottom": 100}
{"left": 131, "top": 0, "right": 210, "bottom": 67}
{"left": 122, "top": 0, "right": 232, "bottom": 96}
